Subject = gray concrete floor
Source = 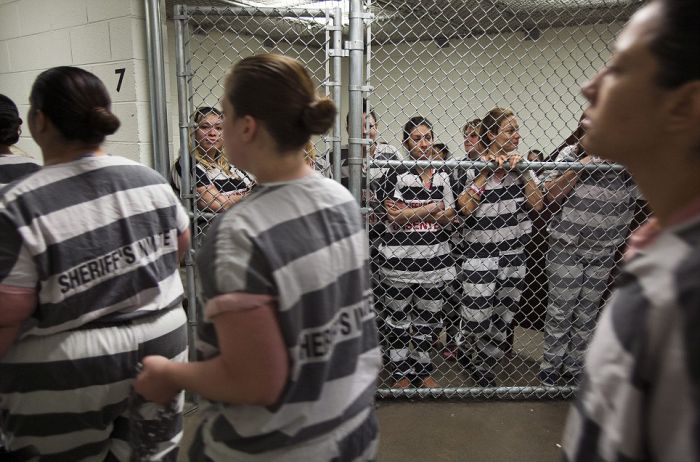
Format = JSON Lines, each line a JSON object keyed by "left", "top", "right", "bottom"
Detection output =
{"left": 179, "top": 399, "right": 570, "bottom": 461}
{"left": 177, "top": 326, "right": 572, "bottom": 461}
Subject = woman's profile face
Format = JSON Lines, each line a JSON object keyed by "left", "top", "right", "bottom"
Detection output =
{"left": 580, "top": 2, "right": 666, "bottom": 164}
{"left": 194, "top": 113, "right": 224, "bottom": 154}
{"left": 491, "top": 116, "right": 521, "bottom": 154}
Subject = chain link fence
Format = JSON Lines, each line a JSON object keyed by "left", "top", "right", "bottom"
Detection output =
{"left": 172, "top": 0, "right": 647, "bottom": 400}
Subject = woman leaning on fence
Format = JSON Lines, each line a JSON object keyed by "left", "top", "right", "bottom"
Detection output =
{"left": 454, "top": 108, "right": 543, "bottom": 387}
{"left": 135, "top": 53, "right": 381, "bottom": 461}
{"left": 0, "top": 66, "right": 190, "bottom": 460}
{"left": 538, "top": 117, "right": 640, "bottom": 386}
{"left": 171, "top": 106, "right": 254, "bottom": 235}
{"left": 377, "top": 116, "right": 457, "bottom": 390}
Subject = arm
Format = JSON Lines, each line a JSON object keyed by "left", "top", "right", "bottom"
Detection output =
{"left": 523, "top": 170, "right": 544, "bottom": 212}
{"left": 0, "top": 285, "right": 37, "bottom": 358}
{"left": 135, "top": 293, "right": 288, "bottom": 406}
{"left": 177, "top": 228, "right": 191, "bottom": 262}
{"left": 196, "top": 185, "right": 246, "bottom": 213}
{"left": 457, "top": 169, "right": 490, "bottom": 217}
{"left": 544, "top": 152, "right": 593, "bottom": 203}
{"left": 434, "top": 207, "right": 456, "bottom": 225}
{"left": 544, "top": 170, "right": 580, "bottom": 203}
{"left": 384, "top": 198, "right": 444, "bottom": 226}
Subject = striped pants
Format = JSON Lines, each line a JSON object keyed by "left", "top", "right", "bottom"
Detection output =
{"left": 458, "top": 250, "right": 525, "bottom": 376}
{"left": 382, "top": 282, "right": 444, "bottom": 378}
{"left": 0, "top": 307, "right": 188, "bottom": 461}
{"left": 541, "top": 239, "right": 616, "bottom": 376}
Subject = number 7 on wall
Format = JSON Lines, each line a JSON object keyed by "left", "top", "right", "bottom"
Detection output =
{"left": 115, "top": 68, "right": 126, "bottom": 92}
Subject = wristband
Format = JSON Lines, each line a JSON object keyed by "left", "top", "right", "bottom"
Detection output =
{"left": 525, "top": 169, "right": 538, "bottom": 183}
{"left": 469, "top": 183, "right": 485, "bottom": 197}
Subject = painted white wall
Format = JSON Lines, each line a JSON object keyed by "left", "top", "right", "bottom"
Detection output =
{"left": 369, "top": 23, "right": 621, "bottom": 158}
{"left": 0, "top": 0, "right": 156, "bottom": 165}
{"left": 164, "top": 19, "right": 621, "bottom": 161}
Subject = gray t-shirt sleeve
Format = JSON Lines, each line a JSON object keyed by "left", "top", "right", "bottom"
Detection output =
{"left": 202, "top": 222, "right": 276, "bottom": 298}
{"left": 542, "top": 145, "right": 578, "bottom": 183}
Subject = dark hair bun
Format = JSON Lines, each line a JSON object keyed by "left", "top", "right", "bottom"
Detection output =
{"left": 0, "top": 94, "right": 21, "bottom": 145}
{"left": 301, "top": 98, "right": 336, "bottom": 135}
{"left": 87, "top": 107, "right": 120, "bottom": 138}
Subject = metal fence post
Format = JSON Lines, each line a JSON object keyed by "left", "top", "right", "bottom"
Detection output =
{"left": 174, "top": 5, "right": 198, "bottom": 367}
{"left": 144, "top": 0, "right": 170, "bottom": 177}
{"left": 347, "top": 0, "right": 365, "bottom": 203}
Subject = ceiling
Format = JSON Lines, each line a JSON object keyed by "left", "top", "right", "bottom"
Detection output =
{"left": 165, "top": 0, "right": 642, "bottom": 45}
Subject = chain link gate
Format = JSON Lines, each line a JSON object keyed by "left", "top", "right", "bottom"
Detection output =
{"left": 172, "top": 0, "right": 647, "bottom": 401}
{"left": 172, "top": 2, "right": 343, "bottom": 366}
{"left": 360, "top": 0, "right": 646, "bottom": 399}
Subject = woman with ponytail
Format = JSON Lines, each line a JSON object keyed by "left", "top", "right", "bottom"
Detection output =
{"left": 136, "top": 54, "right": 381, "bottom": 461}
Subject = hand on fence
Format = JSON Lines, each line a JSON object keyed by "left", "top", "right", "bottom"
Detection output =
{"left": 134, "top": 355, "right": 181, "bottom": 405}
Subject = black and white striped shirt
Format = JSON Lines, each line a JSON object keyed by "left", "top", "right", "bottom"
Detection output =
{"left": 0, "top": 155, "right": 189, "bottom": 337}
{"left": 377, "top": 168, "right": 456, "bottom": 284}
{"left": 0, "top": 154, "right": 41, "bottom": 189}
{"left": 195, "top": 173, "right": 381, "bottom": 457}
{"left": 171, "top": 156, "right": 254, "bottom": 198}
{"left": 544, "top": 145, "right": 638, "bottom": 250}
{"left": 454, "top": 168, "right": 532, "bottom": 258}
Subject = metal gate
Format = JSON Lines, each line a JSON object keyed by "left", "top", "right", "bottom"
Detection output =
{"left": 172, "top": 0, "right": 647, "bottom": 401}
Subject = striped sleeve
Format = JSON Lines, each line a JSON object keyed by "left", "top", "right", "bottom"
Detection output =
{"left": 197, "top": 217, "right": 277, "bottom": 300}
{"left": 0, "top": 213, "right": 37, "bottom": 288}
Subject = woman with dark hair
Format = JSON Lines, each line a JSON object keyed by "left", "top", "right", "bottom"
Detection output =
{"left": 377, "top": 116, "right": 456, "bottom": 389}
{"left": 562, "top": 1, "right": 700, "bottom": 460}
{"left": 0, "top": 67, "right": 190, "bottom": 459}
{"left": 0, "top": 94, "right": 40, "bottom": 188}
{"left": 538, "top": 117, "right": 639, "bottom": 386}
{"left": 454, "top": 107, "right": 543, "bottom": 387}
{"left": 135, "top": 54, "right": 381, "bottom": 461}
{"left": 171, "top": 106, "right": 254, "bottom": 237}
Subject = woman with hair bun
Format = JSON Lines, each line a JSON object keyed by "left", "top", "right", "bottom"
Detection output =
{"left": 0, "top": 94, "right": 40, "bottom": 188}
{"left": 136, "top": 54, "right": 381, "bottom": 461}
{"left": 0, "top": 66, "right": 190, "bottom": 460}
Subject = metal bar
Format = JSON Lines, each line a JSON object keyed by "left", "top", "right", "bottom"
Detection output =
{"left": 377, "top": 386, "right": 577, "bottom": 400}
{"left": 183, "top": 5, "right": 330, "bottom": 18}
{"left": 370, "top": 159, "right": 628, "bottom": 172}
{"left": 174, "top": 5, "right": 198, "bottom": 369}
{"left": 332, "top": 7, "right": 343, "bottom": 183}
{"left": 144, "top": 0, "right": 170, "bottom": 177}
{"left": 347, "top": 0, "right": 364, "bottom": 202}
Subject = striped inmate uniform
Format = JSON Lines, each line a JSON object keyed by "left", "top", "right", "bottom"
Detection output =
{"left": 377, "top": 168, "right": 456, "bottom": 378}
{"left": 190, "top": 173, "right": 381, "bottom": 462}
{"left": 541, "top": 146, "right": 638, "bottom": 379}
{"left": 455, "top": 169, "right": 532, "bottom": 382}
{"left": 171, "top": 156, "right": 254, "bottom": 239}
{"left": 0, "top": 155, "right": 189, "bottom": 461}
{"left": 0, "top": 154, "right": 41, "bottom": 188}
{"left": 562, "top": 206, "right": 700, "bottom": 462}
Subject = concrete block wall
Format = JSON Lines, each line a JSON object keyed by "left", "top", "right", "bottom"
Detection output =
{"left": 0, "top": 0, "right": 165, "bottom": 166}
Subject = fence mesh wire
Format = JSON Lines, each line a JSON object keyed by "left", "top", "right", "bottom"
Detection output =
{"left": 173, "top": 0, "right": 647, "bottom": 400}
